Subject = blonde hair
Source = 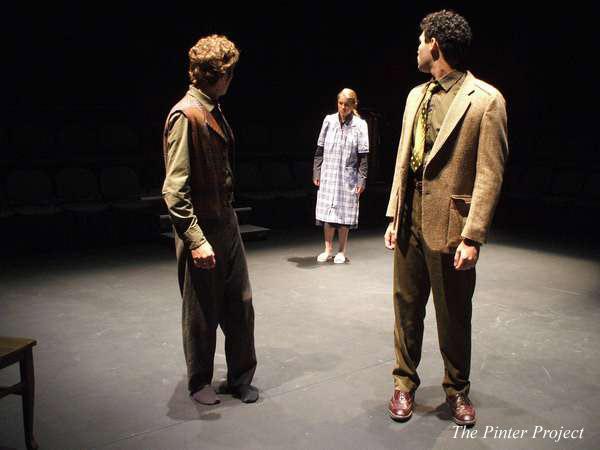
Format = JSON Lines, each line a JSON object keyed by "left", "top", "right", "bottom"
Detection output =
{"left": 188, "top": 34, "right": 240, "bottom": 86}
{"left": 337, "top": 88, "right": 360, "bottom": 117}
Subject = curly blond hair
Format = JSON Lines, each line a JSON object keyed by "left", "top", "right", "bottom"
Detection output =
{"left": 188, "top": 34, "right": 240, "bottom": 86}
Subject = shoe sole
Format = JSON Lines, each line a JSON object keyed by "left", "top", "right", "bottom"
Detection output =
{"left": 388, "top": 409, "right": 413, "bottom": 422}
{"left": 191, "top": 386, "right": 220, "bottom": 405}
{"left": 452, "top": 417, "right": 476, "bottom": 427}
{"left": 192, "top": 397, "right": 220, "bottom": 405}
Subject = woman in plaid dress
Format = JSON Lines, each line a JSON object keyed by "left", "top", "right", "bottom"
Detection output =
{"left": 313, "top": 88, "right": 369, "bottom": 263}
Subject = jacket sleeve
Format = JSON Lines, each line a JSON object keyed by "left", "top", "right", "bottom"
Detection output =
{"left": 386, "top": 94, "right": 412, "bottom": 219}
{"left": 162, "top": 113, "right": 207, "bottom": 250}
{"left": 462, "top": 92, "right": 509, "bottom": 244}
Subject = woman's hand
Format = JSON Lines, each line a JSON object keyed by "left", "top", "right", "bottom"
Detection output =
{"left": 313, "top": 179, "right": 320, "bottom": 187}
{"left": 355, "top": 185, "right": 365, "bottom": 196}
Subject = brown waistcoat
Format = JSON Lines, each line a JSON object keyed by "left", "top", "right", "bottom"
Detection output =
{"left": 163, "top": 94, "right": 234, "bottom": 218}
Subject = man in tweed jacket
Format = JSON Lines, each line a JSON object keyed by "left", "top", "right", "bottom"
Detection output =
{"left": 384, "top": 10, "right": 508, "bottom": 425}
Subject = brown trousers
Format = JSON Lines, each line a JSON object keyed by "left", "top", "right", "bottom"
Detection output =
{"left": 393, "top": 182, "right": 475, "bottom": 397}
{"left": 175, "top": 208, "right": 256, "bottom": 394}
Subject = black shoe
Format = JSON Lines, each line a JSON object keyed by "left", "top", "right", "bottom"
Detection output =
{"left": 218, "top": 381, "right": 259, "bottom": 403}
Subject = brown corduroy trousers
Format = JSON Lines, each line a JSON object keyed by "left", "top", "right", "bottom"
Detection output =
{"left": 393, "top": 181, "right": 475, "bottom": 397}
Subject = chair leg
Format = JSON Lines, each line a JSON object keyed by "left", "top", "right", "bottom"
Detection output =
{"left": 20, "top": 348, "right": 38, "bottom": 450}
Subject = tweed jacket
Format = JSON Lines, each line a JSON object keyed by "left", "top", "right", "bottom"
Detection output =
{"left": 386, "top": 71, "right": 508, "bottom": 252}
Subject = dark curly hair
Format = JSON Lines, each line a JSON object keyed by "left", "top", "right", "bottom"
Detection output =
{"left": 420, "top": 10, "right": 472, "bottom": 70}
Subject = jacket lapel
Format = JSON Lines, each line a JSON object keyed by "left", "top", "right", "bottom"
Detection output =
{"left": 205, "top": 112, "right": 228, "bottom": 142}
{"left": 425, "top": 71, "right": 475, "bottom": 166}
{"left": 401, "top": 86, "right": 427, "bottom": 164}
{"left": 219, "top": 110, "right": 235, "bottom": 145}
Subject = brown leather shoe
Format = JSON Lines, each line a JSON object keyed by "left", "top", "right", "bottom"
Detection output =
{"left": 388, "top": 389, "right": 414, "bottom": 421}
{"left": 446, "top": 393, "right": 476, "bottom": 426}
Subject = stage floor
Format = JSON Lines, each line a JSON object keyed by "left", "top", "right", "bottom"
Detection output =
{"left": 1, "top": 226, "right": 599, "bottom": 450}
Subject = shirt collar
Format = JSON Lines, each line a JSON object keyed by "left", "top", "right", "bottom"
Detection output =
{"left": 436, "top": 70, "right": 466, "bottom": 93}
{"left": 339, "top": 112, "right": 354, "bottom": 126}
{"left": 188, "top": 85, "right": 216, "bottom": 112}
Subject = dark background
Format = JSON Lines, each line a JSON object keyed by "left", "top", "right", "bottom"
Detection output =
{"left": 1, "top": 2, "right": 598, "bottom": 245}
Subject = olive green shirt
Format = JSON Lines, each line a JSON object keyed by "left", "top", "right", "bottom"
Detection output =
{"left": 162, "top": 86, "right": 234, "bottom": 250}
{"left": 412, "top": 70, "right": 466, "bottom": 175}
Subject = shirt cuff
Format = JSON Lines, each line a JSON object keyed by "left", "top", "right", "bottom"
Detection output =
{"left": 185, "top": 227, "right": 207, "bottom": 250}
{"left": 461, "top": 237, "right": 481, "bottom": 247}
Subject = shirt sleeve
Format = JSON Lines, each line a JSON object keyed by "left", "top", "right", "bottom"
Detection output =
{"left": 313, "top": 145, "right": 324, "bottom": 180}
{"left": 162, "top": 113, "right": 207, "bottom": 250}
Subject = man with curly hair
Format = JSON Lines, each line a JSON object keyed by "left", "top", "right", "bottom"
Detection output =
{"left": 384, "top": 10, "right": 508, "bottom": 425}
{"left": 162, "top": 35, "right": 258, "bottom": 405}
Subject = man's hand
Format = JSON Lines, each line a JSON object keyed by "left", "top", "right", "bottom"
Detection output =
{"left": 313, "top": 179, "right": 320, "bottom": 187}
{"left": 454, "top": 239, "right": 479, "bottom": 270}
{"left": 384, "top": 222, "right": 396, "bottom": 250}
{"left": 355, "top": 185, "right": 365, "bottom": 196}
{"left": 191, "top": 241, "right": 216, "bottom": 270}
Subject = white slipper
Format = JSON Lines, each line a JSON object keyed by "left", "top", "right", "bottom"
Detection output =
{"left": 317, "top": 252, "right": 333, "bottom": 262}
{"left": 191, "top": 385, "right": 220, "bottom": 405}
{"left": 334, "top": 253, "right": 347, "bottom": 264}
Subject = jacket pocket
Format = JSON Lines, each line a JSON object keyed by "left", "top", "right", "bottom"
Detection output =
{"left": 447, "top": 195, "right": 471, "bottom": 248}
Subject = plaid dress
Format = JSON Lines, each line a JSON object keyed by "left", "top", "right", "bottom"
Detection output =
{"left": 315, "top": 113, "right": 369, "bottom": 227}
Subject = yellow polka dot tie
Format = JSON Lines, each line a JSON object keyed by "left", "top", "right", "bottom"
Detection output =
{"left": 410, "top": 81, "right": 439, "bottom": 172}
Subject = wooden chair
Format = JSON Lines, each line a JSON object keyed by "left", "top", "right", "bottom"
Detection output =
{"left": 0, "top": 337, "right": 38, "bottom": 450}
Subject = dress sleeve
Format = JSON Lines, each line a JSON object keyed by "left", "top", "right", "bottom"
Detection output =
{"left": 317, "top": 116, "right": 330, "bottom": 147}
{"left": 357, "top": 119, "right": 369, "bottom": 154}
